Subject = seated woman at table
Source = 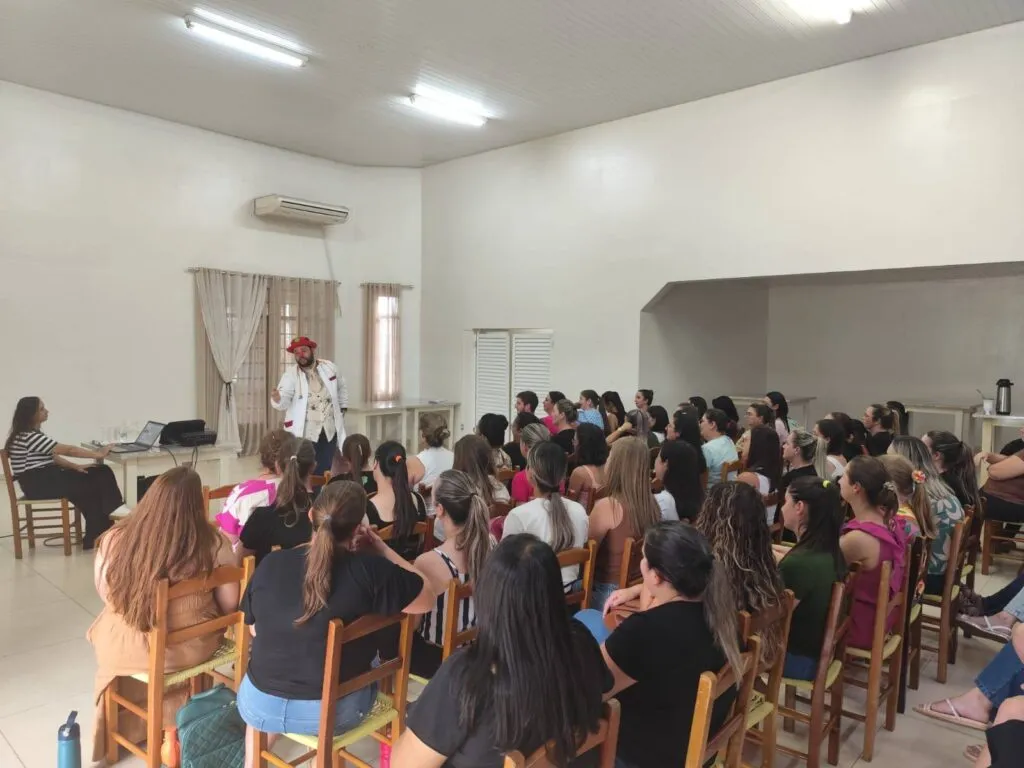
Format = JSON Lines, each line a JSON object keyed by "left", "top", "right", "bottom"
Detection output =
{"left": 776, "top": 476, "right": 847, "bottom": 680}
{"left": 393, "top": 534, "right": 608, "bottom": 768}
{"left": 510, "top": 423, "right": 552, "bottom": 504}
{"left": 5, "top": 396, "right": 122, "bottom": 549}
{"left": 329, "top": 433, "right": 377, "bottom": 495}
{"left": 654, "top": 439, "right": 704, "bottom": 523}
{"left": 568, "top": 422, "right": 609, "bottom": 507}
{"left": 476, "top": 413, "right": 512, "bottom": 471}
{"left": 697, "top": 482, "right": 787, "bottom": 665}
{"left": 588, "top": 438, "right": 662, "bottom": 612}
{"left": 240, "top": 438, "right": 316, "bottom": 565}
{"left": 368, "top": 441, "right": 428, "bottom": 560}
{"left": 580, "top": 522, "right": 743, "bottom": 768}
{"left": 88, "top": 466, "right": 239, "bottom": 763}
{"left": 238, "top": 481, "right": 434, "bottom": 765}
{"left": 411, "top": 470, "right": 495, "bottom": 679}
{"left": 216, "top": 428, "right": 290, "bottom": 546}
{"left": 978, "top": 430, "right": 1024, "bottom": 524}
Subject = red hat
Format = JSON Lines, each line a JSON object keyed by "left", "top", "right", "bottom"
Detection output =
{"left": 286, "top": 336, "right": 318, "bottom": 353}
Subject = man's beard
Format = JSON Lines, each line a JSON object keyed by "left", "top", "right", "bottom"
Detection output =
{"left": 298, "top": 356, "right": 315, "bottom": 369}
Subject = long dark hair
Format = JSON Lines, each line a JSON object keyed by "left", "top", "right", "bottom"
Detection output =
{"left": 648, "top": 405, "right": 670, "bottom": 434}
{"left": 829, "top": 411, "right": 866, "bottom": 460}
{"left": 785, "top": 476, "right": 846, "bottom": 581}
{"left": 574, "top": 423, "right": 609, "bottom": 467}
{"left": 527, "top": 441, "right": 575, "bottom": 552}
{"left": 747, "top": 402, "right": 774, "bottom": 427}
{"left": 600, "top": 391, "right": 627, "bottom": 421}
{"left": 845, "top": 456, "right": 900, "bottom": 523}
{"left": 815, "top": 419, "right": 846, "bottom": 457}
{"left": 711, "top": 396, "right": 740, "bottom": 423}
{"left": 477, "top": 413, "right": 510, "bottom": 449}
{"left": 455, "top": 534, "right": 604, "bottom": 764}
{"left": 453, "top": 434, "right": 498, "bottom": 507}
{"left": 5, "top": 396, "right": 41, "bottom": 451}
{"left": 688, "top": 396, "right": 708, "bottom": 418}
{"left": 926, "top": 430, "right": 981, "bottom": 511}
{"left": 658, "top": 440, "right": 704, "bottom": 521}
{"left": 434, "top": 470, "right": 493, "bottom": 583}
{"left": 643, "top": 523, "right": 742, "bottom": 680}
{"left": 745, "top": 426, "right": 782, "bottom": 496}
{"left": 297, "top": 481, "right": 367, "bottom": 624}
{"left": 671, "top": 411, "right": 707, "bottom": 473}
{"left": 765, "top": 391, "right": 790, "bottom": 424}
{"left": 376, "top": 441, "right": 418, "bottom": 538}
{"left": 340, "top": 433, "right": 372, "bottom": 479}
{"left": 886, "top": 401, "right": 908, "bottom": 436}
{"left": 275, "top": 436, "right": 316, "bottom": 527}
{"left": 580, "top": 389, "right": 609, "bottom": 435}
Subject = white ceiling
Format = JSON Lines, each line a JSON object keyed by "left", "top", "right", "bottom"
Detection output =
{"left": 2, "top": 0, "right": 1023, "bottom": 167}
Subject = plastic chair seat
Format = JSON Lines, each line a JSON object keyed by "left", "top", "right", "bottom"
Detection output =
{"left": 284, "top": 693, "right": 396, "bottom": 750}
{"left": 846, "top": 634, "right": 902, "bottom": 662}
{"left": 130, "top": 639, "right": 237, "bottom": 688}
{"left": 909, "top": 603, "right": 921, "bottom": 623}
{"left": 746, "top": 691, "right": 774, "bottom": 729}
{"left": 922, "top": 585, "right": 959, "bottom": 606}
{"left": 961, "top": 564, "right": 974, "bottom": 580}
{"left": 782, "top": 659, "right": 843, "bottom": 692}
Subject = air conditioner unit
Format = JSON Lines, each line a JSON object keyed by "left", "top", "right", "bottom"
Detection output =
{"left": 253, "top": 195, "right": 350, "bottom": 225}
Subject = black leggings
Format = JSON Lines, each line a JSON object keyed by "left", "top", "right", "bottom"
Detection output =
{"left": 18, "top": 464, "right": 122, "bottom": 546}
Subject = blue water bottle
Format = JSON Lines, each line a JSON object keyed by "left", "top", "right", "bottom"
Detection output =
{"left": 57, "top": 711, "right": 81, "bottom": 768}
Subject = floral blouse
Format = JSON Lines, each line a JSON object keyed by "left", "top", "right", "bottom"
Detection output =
{"left": 927, "top": 491, "right": 965, "bottom": 576}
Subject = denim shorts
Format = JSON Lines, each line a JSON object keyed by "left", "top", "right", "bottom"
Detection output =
{"left": 237, "top": 674, "right": 377, "bottom": 735}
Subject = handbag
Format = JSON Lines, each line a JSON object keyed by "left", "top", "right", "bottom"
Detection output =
{"left": 175, "top": 685, "right": 245, "bottom": 768}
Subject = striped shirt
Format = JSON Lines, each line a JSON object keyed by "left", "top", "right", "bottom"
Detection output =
{"left": 418, "top": 550, "right": 474, "bottom": 647}
{"left": 7, "top": 430, "right": 57, "bottom": 477}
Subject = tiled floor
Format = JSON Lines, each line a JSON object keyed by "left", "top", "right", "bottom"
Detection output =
{"left": 0, "top": 507, "right": 1015, "bottom": 767}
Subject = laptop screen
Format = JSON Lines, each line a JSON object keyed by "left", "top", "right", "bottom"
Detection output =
{"left": 136, "top": 421, "right": 166, "bottom": 447}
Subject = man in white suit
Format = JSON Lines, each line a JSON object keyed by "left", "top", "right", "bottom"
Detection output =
{"left": 271, "top": 336, "right": 348, "bottom": 475}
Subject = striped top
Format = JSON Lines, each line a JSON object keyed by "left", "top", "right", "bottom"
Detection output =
{"left": 418, "top": 550, "right": 474, "bottom": 647}
{"left": 7, "top": 430, "right": 57, "bottom": 477}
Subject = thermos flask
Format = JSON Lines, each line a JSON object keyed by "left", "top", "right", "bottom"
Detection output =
{"left": 996, "top": 379, "right": 1014, "bottom": 416}
{"left": 57, "top": 711, "right": 81, "bottom": 768}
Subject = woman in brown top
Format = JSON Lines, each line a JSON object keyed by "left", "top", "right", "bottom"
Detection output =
{"left": 587, "top": 437, "right": 660, "bottom": 612}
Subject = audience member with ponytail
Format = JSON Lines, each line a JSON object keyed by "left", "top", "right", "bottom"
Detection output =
{"left": 777, "top": 476, "right": 848, "bottom": 680}
{"left": 238, "top": 481, "right": 435, "bottom": 762}
{"left": 737, "top": 402, "right": 774, "bottom": 459}
{"left": 329, "top": 433, "right": 377, "bottom": 495}
{"left": 503, "top": 441, "right": 588, "bottom": 589}
{"left": 711, "top": 396, "right": 742, "bottom": 442}
{"left": 828, "top": 411, "right": 867, "bottom": 462}
{"left": 588, "top": 437, "right": 662, "bottom": 611}
{"left": 510, "top": 422, "right": 552, "bottom": 503}
{"left": 780, "top": 428, "right": 830, "bottom": 497}
{"left": 738, "top": 425, "right": 783, "bottom": 526}
{"left": 878, "top": 454, "right": 936, "bottom": 541}
{"left": 924, "top": 430, "right": 982, "bottom": 512}
{"left": 576, "top": 522, "right": 744, "bottom": 768}
{"left": 765, "top": 391, "right": 792, "bottom": 442}
{"left": 863, "top": 403, "right": 898, "bottom": 457}
{"left": 453, "top": 434, "right": 510, "bottom": 508}
{"left": 654, "top": 439, "right": 705, "bottom": 523}
{"left": 217, "top": 428, "right": 290, "bottom": 545}
{"left": 666, "top": 409, "right": 708, "bottom": 475}
{"left": 411, "top": 470, "right": 495, "bottom": 678}
{"left": 838, "top": 456, "right": 908, "bottom": 649}
{"left": 368, "top": 440, "right": 428, "bottom": 560}
{"left": 578, "top": 389, "right": 609, "bottom": 432}
{"left": 240, "top": 436, "right": 316, "bottom": 564}
{"left": 814, "top": 418, "right": 849, "bottom": 477}
{"left": 568, "top": 423, "right": 609, "bottom": 505}
{"left": 601, "top": 391, "right": 628, "bottom": 433}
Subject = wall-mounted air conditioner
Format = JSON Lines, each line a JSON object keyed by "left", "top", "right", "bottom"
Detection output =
{"left": 253, "top": 195, "right": 350, "bottom": 225}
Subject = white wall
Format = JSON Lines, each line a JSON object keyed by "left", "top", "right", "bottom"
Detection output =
{"left": 639, "top": 281, "right": 769, "bottom": 410}
{"left": 0, "top": 81, "right": 422, "bottom": 447}
{"left": 422, "top": 21, "right": 1024, "bottom": 408}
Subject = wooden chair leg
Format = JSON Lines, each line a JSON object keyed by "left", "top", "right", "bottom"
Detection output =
{"left": 863, "top": 659, "right": 881, "bottom": 761}
{"left": 24, "top": 504, "right": 35, "bottom": 548}
{"left": 783, "top": 686, "right": 796, "bottom": 733}
{"left": 937, "top": 613, "right": 950, "bottom": 684}
{"left": 146, "top": 682, "right": 162, "bottom": 768}
{"left": 249, "top": 726, "right": 268, "bottom": 768}
{"left": 60, "top": 499, "right": 72, "bottom": 556}
{"left": 73, "top": 506, "right": 82, "bottom": 545}
{"left": 982, "top": 523, "right": 993, "bottom": 576}
{"left": 910, "top": 621, "right": 922, "bottom": 690}
{"left": 9, "top": 502, "right": 22, "bottom": 559}
{"left": 827, "top": 676, "right": 843, "bottom": 767}
{"left": 885, "top": 651, "right": 902, "bottom": 731}
{"left": 807, "top": 695, "right": 824, "bottom": 768}
{"left": 104, "top": 680, "right": 120, "bottom": 764}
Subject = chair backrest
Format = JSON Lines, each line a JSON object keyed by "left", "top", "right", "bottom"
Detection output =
{"left": 497, "top": 467, "right": 516, "bottom": 484}
{"left": 503, "top": 699, "right": 622, "bottom": 768}
{"left": 310, "top": 472, "right": 331, "bottom": 488}
{"left": 441, "top": 580, "right": 479, "bottom": 660}
{"left": 934, "top": 521, "right": 966, "bottom": 604}
{"left": 0, "top": 450, "right": 20, "bottom": 511}
{"left": 151, "top": 555, "right": 255, "bottom": 689}
{"left": 376, "top": 515, "right": 437, "bottom": 554}
{"left": 867, "top": 557, "right": 906, "bottom": 654}
{"left": 721, "top": 460, "right": 744, "bottom": 484}
{"left": 202, "top": 483, "right": 236, "bottom": 518}
{"left": 739, "top": 590, "right": 795, "bottom": 690}
{"left": 908, "top": 534, "right": 931, "bottom": 604}
{"left": 814, "top": 578, "right": 853, "bottom": 690}
{"left": 617, "top": 536, "right": 645, "bottom": 590}
{"left": 557, "top": 541, "right": 597, "bottom": 610}
{"left": 686, "top": 634, "right": 762, "bottom": 768}
{"left": 319, "top": 613, "right": 414, "bottom": 759}
{"left": 490, "top": 501, "right": 515, "bottom": 520}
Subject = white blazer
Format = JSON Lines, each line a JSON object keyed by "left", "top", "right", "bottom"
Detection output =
{"left": 271, "top": 359, "right": 348, "bottom": 443}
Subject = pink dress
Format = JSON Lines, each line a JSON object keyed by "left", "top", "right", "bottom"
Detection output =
{"left": 843, "top": 519, "right": 907, "bottom": 650}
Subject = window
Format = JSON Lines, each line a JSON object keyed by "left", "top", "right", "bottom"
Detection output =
{"left": 363, "top": 284, "right": 402, "bottom": 403}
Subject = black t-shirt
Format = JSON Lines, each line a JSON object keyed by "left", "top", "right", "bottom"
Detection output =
{"left": 552, "top": 429, "right": 576, "bottom": 455}
{"left": 366, "top": 492, "right": 427, "bottom": 561}
{"left": 407, "top": 623, "right": 611, "bottom": 768}
{"left": 779, "top": 465, "right": 818, "bottom": 499}
{"left": 866, "top": 431, "right": 893, "bottom": 457}
{"left": 328, "top": 470, "right": 378, "bottom": 496}
{"left": 241, "top": 546, "right": 423, "bottom": 699}
{"left": 240, "top": 504, "right": 313, "bottom": 565}
{"left": 605, "top": 600, "right": 734, "bottom": 768}
{"left": 503, "top": 442, "right": 525, "bottom": 470}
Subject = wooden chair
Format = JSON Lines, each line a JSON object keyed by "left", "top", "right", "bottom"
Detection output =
{"left": 201, "top": 483, "right": 235, "bottom": 521}
{"left": 721, "top": 460, "right": 744, "bottom": 484}
{"left": 250, "top": 613, "right": 414, "bottom": 768}
{"left": 960, "top": 505, "right": 980, "bottom": 593}
{"left": 763, "top": 492, "right": 782, "bottom": 543}
{"left": 686, "top": 635, "right": 762, "bottom": 768}
{"left": 377, "top": 516, "right": 437, "bottom": 555}
{"left": 310, "top": 472, "right": 331, "bottom": 488}
{"left": 497, "top": 467, "right": 516, "bottom": 484}
{"left": 981, "top": 495, "right": 1024, "bottom": 574}
{"left": 490, "top": 500, "right": 515, "bottom": 520}
{"left": 617, "top": 536, "right": 645, "bottom": 590}
{"left": 503, "top": 699, "right": 621, "bottom": 768}
{"left": 741, "top": 591, "right": 796, "bottom": 768}
{"left": 103, "top": 556, "right": 255, "bottom": 767}
{"left": 557, "top": 541, "right": 597, "bottom": 610}
{"left": 842, "top": 555, "right": 909, "bottom": 762}
{"left": 409, "top": 580, "right": 479, "bottom": 688}
{"left": 1, "top": 449, "right": 82, "bottom": 558}
{"left": 921, "top": 520, "right": 967, "bottom": 682}
{"left": 777, "top": 576, "right": 853, "bottom": 768}
{"left": 898, "top": 535, "right": 930, "bottom": 713}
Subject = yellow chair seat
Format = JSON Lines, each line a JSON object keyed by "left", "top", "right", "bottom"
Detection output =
{"left": 15, "top": 496, "right": 68, "bottom": 507}
{"left": 746, "top": 691, "right": 774, "bottom": 728}
{"left": 130, "top": 639, "right": 237, "bottom": 687}
{"left": 962, "top": 564, "right": 974, "bottom": 580}
{"left": 847, "top": 633, "right": 902, "bottom": 662}
{"left": 782, "top": 659, "right": 842, "bottom": 692}
{"left": 409, "top": 674, "right": 430, "bottom": 687}
{"left": 922, "top": 585, "right": 959, "bottom": 605}
{"left": 909, "top": 603, "right": 921, "bottom": 623}
{"left": 284, "top": 693, "right": 397, "bottom": 751}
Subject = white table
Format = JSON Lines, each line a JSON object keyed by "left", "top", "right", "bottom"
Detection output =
{"left": 91, "top": 444, "right": 238, "bottom": 505}
{"left": 728, "top": 395, "right": 817, "bottom": 431}
{"left": 972, "top": 412, "right": 1024, "bottom": 483}
{"left": 346, "top": 400, "right": 460, "bottom": 451}
{"left": 904, "top": 402, "right": 977, "bottom": 441}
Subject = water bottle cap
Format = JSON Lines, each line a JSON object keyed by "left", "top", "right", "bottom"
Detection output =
{"left": 58, "top": 710, "right": 80, "bottom": 740}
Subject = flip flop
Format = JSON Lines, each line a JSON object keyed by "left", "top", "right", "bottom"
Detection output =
{"left": 914, "top": 700, "right": 989, "bottom": 732}
{"left": 957, "top": 615, "right": 1013, "bottom": 643}
{"left": 964, "top": 744, "right": 984, "bottom": 763}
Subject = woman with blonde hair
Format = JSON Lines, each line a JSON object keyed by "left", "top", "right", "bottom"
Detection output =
{"left": 588, "top": 437, "right": 662, "bottom": 611}
{"left": 878, "top": 454, "right": 936, "bottom": 541}
{"left": 453, "top": 434, "right": 510, "bottom": 508}
{"left": 412, "top": 412, "right": 454, "bottom": 505}
{"left": 238, "top": 481, "right": 434, "bottom": 765}
{"left": 88, "top": 467, "right": 239, "bottom": 763}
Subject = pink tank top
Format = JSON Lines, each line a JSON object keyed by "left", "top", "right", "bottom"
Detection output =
{"left": 843, "top": 519, "right": 907, "bottom": 650}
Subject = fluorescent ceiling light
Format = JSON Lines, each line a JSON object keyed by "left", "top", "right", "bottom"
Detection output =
{"left": 191, "top": 7, "right": 304, "bottom": 52}
{"left": 405, "top": 85, "right": 488, "bottom": 127}
{"left": 833, "top": 6, "right": 853, "bottom": 24}
{"left": 184, "top": 17, "right": 307, "bottom": 67}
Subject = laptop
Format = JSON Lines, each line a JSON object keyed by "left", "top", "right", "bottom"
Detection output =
{"left": 107, "top": 421, "right": 167, "bottom": 454}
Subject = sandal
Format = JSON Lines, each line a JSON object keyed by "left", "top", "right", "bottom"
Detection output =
{"left": 914, "top": 700, "right": 989, "bottom": 732}
{"left": 957, "top": 615, "right": 1013, "bottom": 643}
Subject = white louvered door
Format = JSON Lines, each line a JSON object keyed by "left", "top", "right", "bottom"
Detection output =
{"left": 474, "top": 332, "right": 511, "bottom": 426}
{"left": 511, "top": 333, "right": 553, "bottom": 416}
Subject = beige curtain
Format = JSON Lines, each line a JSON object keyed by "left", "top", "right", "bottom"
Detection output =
{"left": 363, "top": 283, "right": 402, "bottom": 403}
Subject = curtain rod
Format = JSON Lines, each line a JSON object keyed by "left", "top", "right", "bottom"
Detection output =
{"left": 360, "top": 282, "right": 414, "bottom": 290}
{"left": 185, "top": 268, "right": 412, "bottom": 290}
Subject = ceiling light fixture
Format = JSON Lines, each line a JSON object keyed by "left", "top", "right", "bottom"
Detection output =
{"left": 405, "top": 85, "right": 488, "bottom": 127}
{"left": 833, "top": 6, "right": 853, "bottom": 24}
{"left": 183, "top": 13, "right": 307, "bottom": 68}
{"left": 191, "top": 7, "right": 304, "bottom": 53}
